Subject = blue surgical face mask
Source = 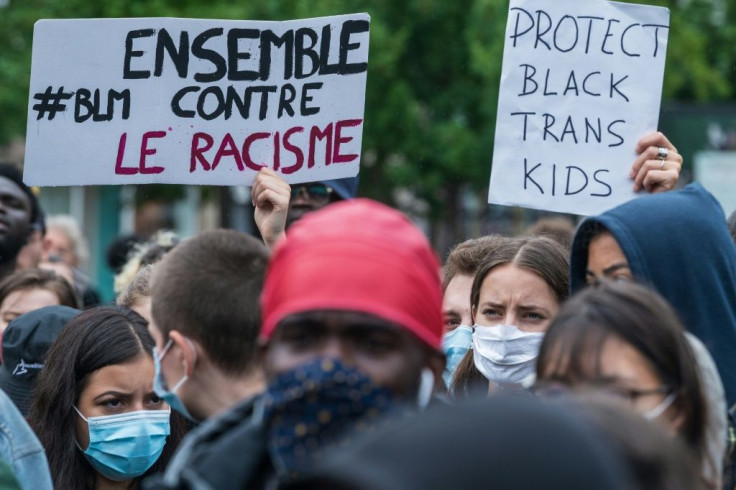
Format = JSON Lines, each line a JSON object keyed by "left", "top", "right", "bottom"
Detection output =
{"left": 441, "top": 325, "right": 473, "bottom": 388}
{"left": 153, "top": 340, "right": 196, "bottom": 421}
{"left": 74, "top": 407, "right": 170, "bottom": 481}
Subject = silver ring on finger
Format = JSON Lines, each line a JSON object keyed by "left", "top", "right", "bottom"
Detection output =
{"left": 657, "top": 147, "right": 668, "bottom": 160}
{"left": 658, "top": 159, "right": 665, "bottom": 169}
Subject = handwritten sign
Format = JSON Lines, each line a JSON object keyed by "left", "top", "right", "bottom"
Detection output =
{"left": 488, "top": 0, "right": 669, "bottom": 215}
{"left": 24, "top": 14, "right": 370, "bottom": 186}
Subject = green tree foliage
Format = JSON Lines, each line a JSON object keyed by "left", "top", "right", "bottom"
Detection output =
{"left": 1, "top": 0, "right": 735, "bottom": 242}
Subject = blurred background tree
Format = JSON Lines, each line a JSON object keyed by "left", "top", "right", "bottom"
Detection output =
{"left": 1, "top": 0, "right": 735, "bottom": 251}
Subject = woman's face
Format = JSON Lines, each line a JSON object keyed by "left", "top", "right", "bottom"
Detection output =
{"left": 474, "top": 263, "right": 559, "bottom": 332}
{"left": 597, "top": 335, "right": 680, "bottom": 430}
{"left": 442, "top": 274, "right": 474, "bottom": 332}
{"left": 539, "top": 334, "right": 682, "bottom": 432}
{"left": 586, "top": 232, "right": 633, "bottom": 284}
{"left": 0, "top": 287, "right": 60, "bottom": 332}
{"left": 75, "top": 355, "right": 166, "bottom": 450}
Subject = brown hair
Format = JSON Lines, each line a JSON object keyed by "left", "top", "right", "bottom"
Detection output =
{"left": 525, "top": 217, "right": 576, "bottom": 251}
{"left": 442, "top": 235, "right": 507, "bottom": 293}
{"left": 0, "top": 268, "right": 79, "bottom": 310}
{"left": 451, "top": 236, "right": 569, "bottom": 396}
{"left": 535, "top": 282, "right": 708, "bottom": 479}
{"left": 151, "top": 230, "right": 269, "bottom": 375}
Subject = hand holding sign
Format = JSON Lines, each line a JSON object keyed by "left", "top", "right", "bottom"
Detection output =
{"left": 251, "top": 168, "right": 290, "bottom": 249}
{"left": 488, "top": 0, "right": 670, "bottom": 215}
{"left": 25, "top": 14, "right": 370, "bottom": 187}
{"left": 630, "top": 132, "right": 682, "bottom": 193}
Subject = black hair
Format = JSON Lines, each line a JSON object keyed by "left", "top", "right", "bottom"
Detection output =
{"left": 29, "top": 306, "right": 186, "bottom": 489}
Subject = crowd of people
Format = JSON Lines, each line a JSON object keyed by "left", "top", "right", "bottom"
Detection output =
{"left": 0, "top": 130, "right": 733, "bottom": 490}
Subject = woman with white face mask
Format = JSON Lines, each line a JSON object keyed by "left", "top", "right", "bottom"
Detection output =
{"left": 451, "top": 236, "right": 569, "bottom": 396}
{"left": 535, "top": 282, "right": 714, "bottom": 489}
{"left": 440, "top": 235, "right": 507, "bottom": 388}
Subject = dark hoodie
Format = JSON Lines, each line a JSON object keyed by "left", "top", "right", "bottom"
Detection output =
{"left": 570, "top": 183, "right": 736, "bottom": 405}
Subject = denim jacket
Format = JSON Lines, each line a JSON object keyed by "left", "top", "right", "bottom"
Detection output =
{"left": 0, "top": 389, "right": 52, "bottom": 490}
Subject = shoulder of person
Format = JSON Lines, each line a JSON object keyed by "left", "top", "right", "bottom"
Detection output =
{"left": 145, "top": 395, "right": 272, "bottom": 490}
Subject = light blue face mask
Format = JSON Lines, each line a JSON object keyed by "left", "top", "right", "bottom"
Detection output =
{"left": 441, "top": 325, "right": 473, "bottom": 388}
{"left": 74, "top": 407, "right": 170, "bottom": 481}
{"left": 153, "top": 340, "right": 197, "bottom": 422}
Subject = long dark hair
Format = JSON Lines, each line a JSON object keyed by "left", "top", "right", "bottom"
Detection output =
{"left": 451, "top": 236, "right": 569, "bottom": 396}
{"left": 29, "top": 306, "right": 186, "bottom": 489}
{"left": 536, "top": 282, "right": 708, "bottom": 476}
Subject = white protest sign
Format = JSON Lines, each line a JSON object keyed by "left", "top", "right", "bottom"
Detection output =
{"left": 24, "top": 14, "right": 370, "bottom": 186}
{"left": 488, "top": 0, "right": 669, "bottom": 215}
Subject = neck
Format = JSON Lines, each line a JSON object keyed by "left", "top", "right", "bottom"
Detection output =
{"left": 192, "top": 365, "right": 266, "bottom": 420}
{"left": 96, "top": 474, "right": 136, "bottom": 490}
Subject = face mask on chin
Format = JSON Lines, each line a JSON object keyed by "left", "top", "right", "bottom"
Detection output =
{"left": 153, "top": 340, "right": 197, "bottom": 422}
{"left": 260, "top": 357, "right": 434, "bottom": 477}
{"left": 472, "top": 324, "right": 545, "bottom": 391}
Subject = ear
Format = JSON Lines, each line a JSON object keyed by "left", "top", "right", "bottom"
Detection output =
{"left": 168, "top": 330, "right": 198, "bottom": 376}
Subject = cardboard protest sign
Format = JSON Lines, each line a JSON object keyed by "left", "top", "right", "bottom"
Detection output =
{"left": 488, "top": 0, "right": 669, "bottom": 215}
{"left": 24, "top": 14, "right": 370, "bottom": 186}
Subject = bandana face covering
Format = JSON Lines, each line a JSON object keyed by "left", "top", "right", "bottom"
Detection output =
{"left": 473, "top": 324, "right": 545, "bottom": 391}
{"left": 75, "top": 408, "right": 170, "bottom": 481}
{"left": 441, "top": 325, "right": 473, "bottom": 388}
{"left": 261, "top": 358, "right": 397, "bottom": 477}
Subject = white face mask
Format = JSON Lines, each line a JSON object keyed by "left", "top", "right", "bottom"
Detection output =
{"left": 472, "top": 324, "right": 545, "bottom": 390}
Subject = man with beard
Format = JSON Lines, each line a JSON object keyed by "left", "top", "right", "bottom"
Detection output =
{"left": 0, "top": 165, "right": 38, "bottom": 280}
{"left": 250, "top": 168, "right": 358, "bottom": 249}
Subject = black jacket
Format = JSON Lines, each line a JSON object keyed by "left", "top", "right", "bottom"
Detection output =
{"left": 143, "top": 397, "right": 274, "bottom": 490}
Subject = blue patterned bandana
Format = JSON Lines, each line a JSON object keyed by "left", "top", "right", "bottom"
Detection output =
{"left": 262, "top": 357, "right": 397, "bottom": 477}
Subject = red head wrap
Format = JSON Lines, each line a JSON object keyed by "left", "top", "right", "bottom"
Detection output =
{"left": 261, "top": 199, "right": 442, "bottom": 349}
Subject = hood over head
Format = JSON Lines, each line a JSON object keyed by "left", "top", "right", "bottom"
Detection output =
{"left": 570, "top": 183, "right": 736, "bottom": 404}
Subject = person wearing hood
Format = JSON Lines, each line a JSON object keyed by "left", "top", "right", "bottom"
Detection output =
{"left": 250, "top": 167, "right": 359, "bottom": 249}
{"left": 569, "top": 183, "right": 736, "bottom": 406}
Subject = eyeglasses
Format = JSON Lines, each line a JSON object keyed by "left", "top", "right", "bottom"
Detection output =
{"left": 532, "top": 380, "right": 671, "bottom": 404}
{"left": 595, "top": 384, "right": 671, "bottom": 403}
{"left": 290, "top": 184, "right": 334, "bottom": 204}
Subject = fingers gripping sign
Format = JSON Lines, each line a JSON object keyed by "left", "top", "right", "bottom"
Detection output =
{"left": 630, "top": 132, "right": 682, "bottom": 193}
{"left": 252, "top": 168, "right": 290, "bottom": 250}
